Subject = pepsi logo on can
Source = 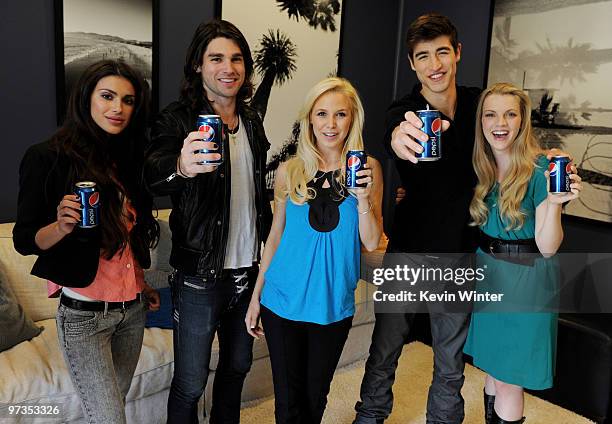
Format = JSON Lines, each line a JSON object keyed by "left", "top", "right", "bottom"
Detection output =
{"left": 198, "top": 123, "right": 215, "bottom": 142}
{"left": 88, "top": 192, "right": 100, "bottom": 207}
{"left": 346, "top": 150, "right": 367, "bottom": 188}
{"left": 548, "top": 155, "right": 572, "bottom": 194}
{"left": 415, "top": 109, "right": 442, "bottom": 161}
{"left": 195, "top": 115, "right": 223, "bottom": 165}
{"left": 75, "top": 181, "right": 99, "bottom": 228}
{"left": 347, "top": 155, "right": 361, "bottom": 169}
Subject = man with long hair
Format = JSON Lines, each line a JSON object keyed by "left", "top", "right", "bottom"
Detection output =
{"left": 144, "top": 20, "right": 272, "bottom": 424}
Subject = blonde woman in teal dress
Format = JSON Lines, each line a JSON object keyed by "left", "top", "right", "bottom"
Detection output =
{"left": 463, "top": 83, "right": 582, "bottom": 424}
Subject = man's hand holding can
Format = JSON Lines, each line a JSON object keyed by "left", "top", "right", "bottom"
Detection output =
{"left": 178, "top": 130, "right": 222, "bottom": 177}
{"left": 391, "top": 111, "right": 451, "bottom": 164}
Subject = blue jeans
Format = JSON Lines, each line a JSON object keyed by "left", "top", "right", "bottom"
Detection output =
{"left": 167, "top": 266, "right": 256, "bottom": 424}
{"left": 56, "top": 298, "right": 146, "bottom": 424}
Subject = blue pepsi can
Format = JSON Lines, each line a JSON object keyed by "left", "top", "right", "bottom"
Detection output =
{"left": 75, "top": 182, "right": 99, "bottom": 228}
{"left": 549, "top": 155, "right": 572, "bottom": 194}
{"left": 416, "top": 109, "right": 442, "bottom": 161}
{"left": 195, "top": 114, "right": 223, "bottom": 165}
{"left": 346, "top": 150, "right": 367, "bottom": 188}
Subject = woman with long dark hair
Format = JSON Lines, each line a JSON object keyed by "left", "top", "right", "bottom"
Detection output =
{"left": 13, "top": 60, "right": 160, "bottom": 424}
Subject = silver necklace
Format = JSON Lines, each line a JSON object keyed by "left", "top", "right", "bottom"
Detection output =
{"left": 227, "top": 118, "right": 239, "bottom": 142}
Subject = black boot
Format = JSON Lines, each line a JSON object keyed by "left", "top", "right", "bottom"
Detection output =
{"left": 484, "top": 390, "right": 495, "bottom": 424}
{"left": 492, "top": 408, "right": 525, "bottom": 423}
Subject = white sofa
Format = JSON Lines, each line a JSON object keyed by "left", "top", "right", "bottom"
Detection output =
{"left": 0, "top": 210, "right": 377, "bottom": 423}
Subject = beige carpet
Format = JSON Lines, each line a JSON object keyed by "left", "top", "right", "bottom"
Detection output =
{"left": 240, "top": 342, "right": 592, "bottom": 423}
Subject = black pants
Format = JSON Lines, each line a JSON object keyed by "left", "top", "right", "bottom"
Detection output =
{"left": 355, "top": 254, "right": 471, "bottom": 424}
{"left": 167, "top": 266, "right": 257, "bottom": 424}
{"left": 261, "top": 306, "right": 352, "bottom": 424}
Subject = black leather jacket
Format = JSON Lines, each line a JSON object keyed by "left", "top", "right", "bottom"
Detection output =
{"left": 14, "top": 140, "right": 154, "bottom": 287}
{"left": 144, "top": 100, "right": 272, "bottom": 278}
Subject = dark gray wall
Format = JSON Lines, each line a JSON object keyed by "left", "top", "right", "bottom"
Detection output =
{"left": 1, "top": 1, "right": 58, "bottom": 223}
{"left": 338, "top": 1, "right": 400, "bottom": 162}
{"left": 157, "top": 1, "right": 216, "bottom": 110}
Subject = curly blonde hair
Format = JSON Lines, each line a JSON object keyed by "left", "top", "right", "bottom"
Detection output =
{"left": 284, "top": 77, "right": 365, "bottom": 204}
{"left": 469, "top": 82, "right": 543, "bottom": 230}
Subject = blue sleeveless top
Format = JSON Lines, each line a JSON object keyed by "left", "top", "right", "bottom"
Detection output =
{"left": 261, "top": 170, "right": 361, "bottom": 324}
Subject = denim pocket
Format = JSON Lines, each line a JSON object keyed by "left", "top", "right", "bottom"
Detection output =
{"left": 182, "top": 274, "right": 215, "bottom": 291}
{"left": 61, "top": 306, "right": 99, "bottom": 338}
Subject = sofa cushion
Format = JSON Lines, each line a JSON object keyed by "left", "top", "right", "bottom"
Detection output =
{"left": 354, "top": 279, "right": 376, "bottom": 327}
{"left": 127, "top": 327, "right": 175, "bottom": 401}
{"left": 0, "top": 273, "right": 42, "bottom": 352}
{"left": 0, "top": 318, "right": 174, "bottom": 407}
{"left": 0, "top": 223, "right": 58, "bottom": 322}
{"left": 144, "top": 269, "right": 171, "bottom": 290}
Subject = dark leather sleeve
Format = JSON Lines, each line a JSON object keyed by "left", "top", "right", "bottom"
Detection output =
{"left": 13, "top": 143, "right": 58, "bottom": 257}
{"left": 383, "top": 96, "right": 420, "bottom": 159}
{"left": 13, "top": 142, "right": 100, "bottom": 287}
{"left": 144, "top": 102, "right": 190, "bottom": 196}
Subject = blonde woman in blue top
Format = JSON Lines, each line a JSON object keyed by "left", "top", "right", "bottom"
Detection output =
{"left": 244, "top": 77, "right": 383, "bottom": 423}
{"left": 463, "top": 83, "right": 582, "bottom": 424}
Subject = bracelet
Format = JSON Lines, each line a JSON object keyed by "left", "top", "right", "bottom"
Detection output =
{"left": 177, "top": 156, "right": 190, "bottom": 178}
{"left": 359, "top": 201, "right": 373, "bottom": 215}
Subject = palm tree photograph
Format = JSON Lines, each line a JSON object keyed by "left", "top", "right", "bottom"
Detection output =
{"left": 276, "top": 0, "right": 341, "bottom": 31}
{"left": 252, "top": 29, "right": 298, "bottom": 120}
{"left": 222, "top": 0, "right": 343, "bottom": 184}
{"left": 488, "top": 0, "right": 612, "bottom": 223}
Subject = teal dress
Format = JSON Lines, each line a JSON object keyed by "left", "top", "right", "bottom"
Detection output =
{"left": 463, "top": 155, "right": 559, "bottom": 390}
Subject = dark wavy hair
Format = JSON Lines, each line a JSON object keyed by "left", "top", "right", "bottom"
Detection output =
{"left": 52, "top": 60, "right": 159, "bottom": 259}
{"left": 406, "top": 13, "right": 459, "bottom": 60}
{"left": 180, "top": 19, "right": 254, "bottom": 111}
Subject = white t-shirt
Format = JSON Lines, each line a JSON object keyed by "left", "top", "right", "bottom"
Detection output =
{"left": 223, "top": 117, "right": 258, "bottom": 269}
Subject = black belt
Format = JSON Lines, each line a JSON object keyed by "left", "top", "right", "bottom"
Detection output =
{"left": 60, "top": 292, "right": 143, "bottom": 312}
{"left": 478, "top": 230, "right": 541, "bottom": 266}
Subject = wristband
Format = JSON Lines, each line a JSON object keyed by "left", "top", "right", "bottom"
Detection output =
{"left": 359, "top": 201, "right": 373, "bottom": 215}
{"left": 177, "top": 156, "right": 190, "bottom": 178}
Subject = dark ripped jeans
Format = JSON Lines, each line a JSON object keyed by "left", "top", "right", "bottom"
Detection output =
{"left": 167, "top": 265, "right": 257, "bottom": 424}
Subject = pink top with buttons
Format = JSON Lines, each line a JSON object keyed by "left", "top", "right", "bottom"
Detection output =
{"left": 47, "top": 200, "right": 145, "bottom": 301}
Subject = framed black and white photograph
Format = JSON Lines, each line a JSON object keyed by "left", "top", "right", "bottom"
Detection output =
{"left": 54, "top": 0, "right": 158, "bottom": 123}
{"left": 221, "top": 0, "right": 343, "bottom": 180}
{"left": 487, "top": 0, "right": 612, "bottom": 223}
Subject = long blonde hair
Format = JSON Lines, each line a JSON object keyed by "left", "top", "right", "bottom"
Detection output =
{"left": 469, "top": 82, "right": 543, "bottom": 230}
{"left": 284, "top": 77, "right": 365, "bottom": 204}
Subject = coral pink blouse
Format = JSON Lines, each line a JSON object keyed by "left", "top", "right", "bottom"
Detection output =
{"left": 47, "top": 200, "right": 145, "bottom": 301}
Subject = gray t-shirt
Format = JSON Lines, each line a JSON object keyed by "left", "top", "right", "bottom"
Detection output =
{"left": 224, "top": 117, "right": 258, "bottom": 269}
